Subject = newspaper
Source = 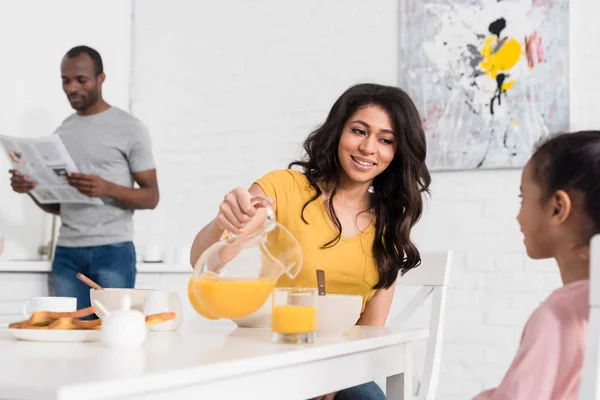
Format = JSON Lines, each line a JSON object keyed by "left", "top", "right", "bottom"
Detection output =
{"left": 0, "top": 134, "right": 102, "bottom": 205}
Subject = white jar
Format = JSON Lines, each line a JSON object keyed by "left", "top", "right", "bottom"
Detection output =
{"left": 100, "top": 295, "right": 147, "bottom": 349}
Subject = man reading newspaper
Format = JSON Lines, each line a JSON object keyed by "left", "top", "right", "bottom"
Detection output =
{"left": 8, "top": 46, "right": 159, "bottom": 314}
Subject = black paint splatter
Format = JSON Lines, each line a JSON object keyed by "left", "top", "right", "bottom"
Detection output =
{"left": 485, "top": 18, "right": 510, "bottom": 117}
{"left": 488, "top": 18, "right": 506, "bottom": 36}
{"left": 490, "top": 73, "right": 506, "bottom": 116}
{"left": 496, "top": 74, "right": 506, "bottom": 102}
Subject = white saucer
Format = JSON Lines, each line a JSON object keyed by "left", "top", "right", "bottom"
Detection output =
{"left": 2, "top": 328, "right": 101, "bottom": 342}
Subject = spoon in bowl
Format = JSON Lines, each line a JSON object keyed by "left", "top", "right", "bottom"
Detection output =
{"left": 77, "top": 273, "right": 103, "bottom": 291}
{"left": 316, "top": 269, "right": 326, "bottom": 296}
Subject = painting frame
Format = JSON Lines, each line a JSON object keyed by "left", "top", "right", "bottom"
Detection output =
{"left": 398, "top": 0, "right": 570, "bottom": 172}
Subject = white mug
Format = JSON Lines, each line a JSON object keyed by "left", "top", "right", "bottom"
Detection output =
{"left": 143, "top": 246, "right": 163, "bottom": 263}
{"left": 143, "top": 291, "right": 183, "bottom": 331}
{"left": 22, "top": 296, "right": 77, "bottom": 317}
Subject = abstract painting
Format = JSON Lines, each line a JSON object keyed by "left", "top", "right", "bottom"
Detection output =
{"left": 399, "top": 0, "right": 569, "bottom": 170}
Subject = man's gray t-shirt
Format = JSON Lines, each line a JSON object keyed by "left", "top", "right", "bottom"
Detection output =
{"left": 55, "top": 107, "right": 155, "bottom": 247}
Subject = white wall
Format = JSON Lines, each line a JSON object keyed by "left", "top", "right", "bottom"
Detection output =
{"left": 129, "top": 0, "right": 399, "bottom": 250}
{"left": 0, "top": 0, "right": 132, "bottom": 260}
{"left": 130, "top": 1, "right": 600, "bottom": 398}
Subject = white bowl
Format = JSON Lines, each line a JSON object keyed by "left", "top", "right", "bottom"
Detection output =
{"left": 90, "top": 288, "right": 153, "bottom": 318}
{"left": 317, "top": 294, "right": 363, "bottom": 336}
{"left": 231, "top": 295, "right": 272, "bottom": 328}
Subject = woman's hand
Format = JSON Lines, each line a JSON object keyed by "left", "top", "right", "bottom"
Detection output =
{"left": 216, "top": 187, "right": 273, "bottom": 235}
{"left": 190, "top": 183, "right": 271, "bottom": 266}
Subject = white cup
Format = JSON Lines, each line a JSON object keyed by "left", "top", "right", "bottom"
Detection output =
{"left": 143, "top": 246, "right": 162, "bottom": 263}
{"left": 22, "top": 296, "right": 77, "bottom": 317}
{"left": 143, "top": 291, "right": 183, "bottom": 331}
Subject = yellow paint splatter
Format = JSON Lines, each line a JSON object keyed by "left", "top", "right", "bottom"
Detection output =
{"left": 479, "top": 35, "right": 522, "bottom": 84}
{"left": 502, "top": 80, "right": 515, "bottom": 91}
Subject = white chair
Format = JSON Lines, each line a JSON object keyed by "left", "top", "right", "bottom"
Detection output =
{"left": 579, "top": 234, "right": 600, "bottom": 400}
{"left": 385, "top": 250, "right": 453, "bottom": 400}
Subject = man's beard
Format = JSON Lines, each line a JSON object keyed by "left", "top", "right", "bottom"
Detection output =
{"left": 69, "top": 90, "right": 99, "bottom": 111}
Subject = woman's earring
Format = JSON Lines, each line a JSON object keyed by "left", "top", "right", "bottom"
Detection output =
{"left": 368, "top": 186, "right": 375, "bottom": 194}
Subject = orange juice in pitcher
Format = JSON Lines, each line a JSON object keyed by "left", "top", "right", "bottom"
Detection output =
{"left": 187, "top": 278, "right": 219, "bottom": 320}
{"left": 188, "top": 197, "right": 303, "bottom": 320}
{"left": 189, "top": 275, "right": 276, "bottom": 319}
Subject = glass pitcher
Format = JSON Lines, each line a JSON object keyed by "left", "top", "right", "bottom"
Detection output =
{"left": 188, "top": 197, "right": 303, "bottom": 320}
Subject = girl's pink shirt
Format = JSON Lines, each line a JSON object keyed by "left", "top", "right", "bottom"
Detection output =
{"left": 473, "top": 279, "right": 589, "bottom": 400}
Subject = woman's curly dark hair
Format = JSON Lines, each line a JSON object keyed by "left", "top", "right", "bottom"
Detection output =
{"left": 289, "top": 83, "right": 431, "bottom": 289}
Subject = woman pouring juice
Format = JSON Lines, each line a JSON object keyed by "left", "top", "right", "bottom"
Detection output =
{"left": 190, "top": 83, "right": 431, "bottom": 400}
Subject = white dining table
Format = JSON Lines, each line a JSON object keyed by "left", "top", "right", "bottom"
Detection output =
{"left": 0, "top": 321, "right": 428, "bottom": 400}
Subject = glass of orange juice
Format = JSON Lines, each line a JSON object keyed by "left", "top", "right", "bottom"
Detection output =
{"left": 272, "top": 287, "right": 317, "bottom": 344}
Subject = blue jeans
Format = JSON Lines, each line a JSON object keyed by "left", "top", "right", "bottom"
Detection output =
{"left": 335, "top": 382, "right": 386, "bottom": 400}
{"left": 52, "top": 242, "right": 136, "bottom": 314}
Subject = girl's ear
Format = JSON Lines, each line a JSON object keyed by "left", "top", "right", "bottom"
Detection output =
{"left": 550, "top": 189, "right": 572, "bottom": 226}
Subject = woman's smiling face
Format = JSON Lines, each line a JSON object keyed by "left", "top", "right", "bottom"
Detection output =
{"left": 337, "top": 104, "right": 397, "bottom": 186}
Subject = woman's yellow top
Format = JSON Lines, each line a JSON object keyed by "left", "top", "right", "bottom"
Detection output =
{"left": 256, "top": 169, "right": 378, "bottom": 310}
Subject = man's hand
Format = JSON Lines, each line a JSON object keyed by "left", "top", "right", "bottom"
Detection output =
{"left": 9, "top": 169, "right": 60, "bottom": 214}
{"left": 67, "top": 173, "right": 113, "bottom": 197}
{"left": 9, "top": 169, "right": 36, "bottom": 193}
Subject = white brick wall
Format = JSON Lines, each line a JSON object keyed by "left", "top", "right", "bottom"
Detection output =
{"left": 129, "top": 0, "right": 399, "bottom": 249}
{"left": 130, "top": 1, "right": 600, "bottom": 398}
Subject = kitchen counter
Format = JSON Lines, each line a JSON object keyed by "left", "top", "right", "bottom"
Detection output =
{"left": 0, "top": 260, "right": 192, "bottom": 273}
